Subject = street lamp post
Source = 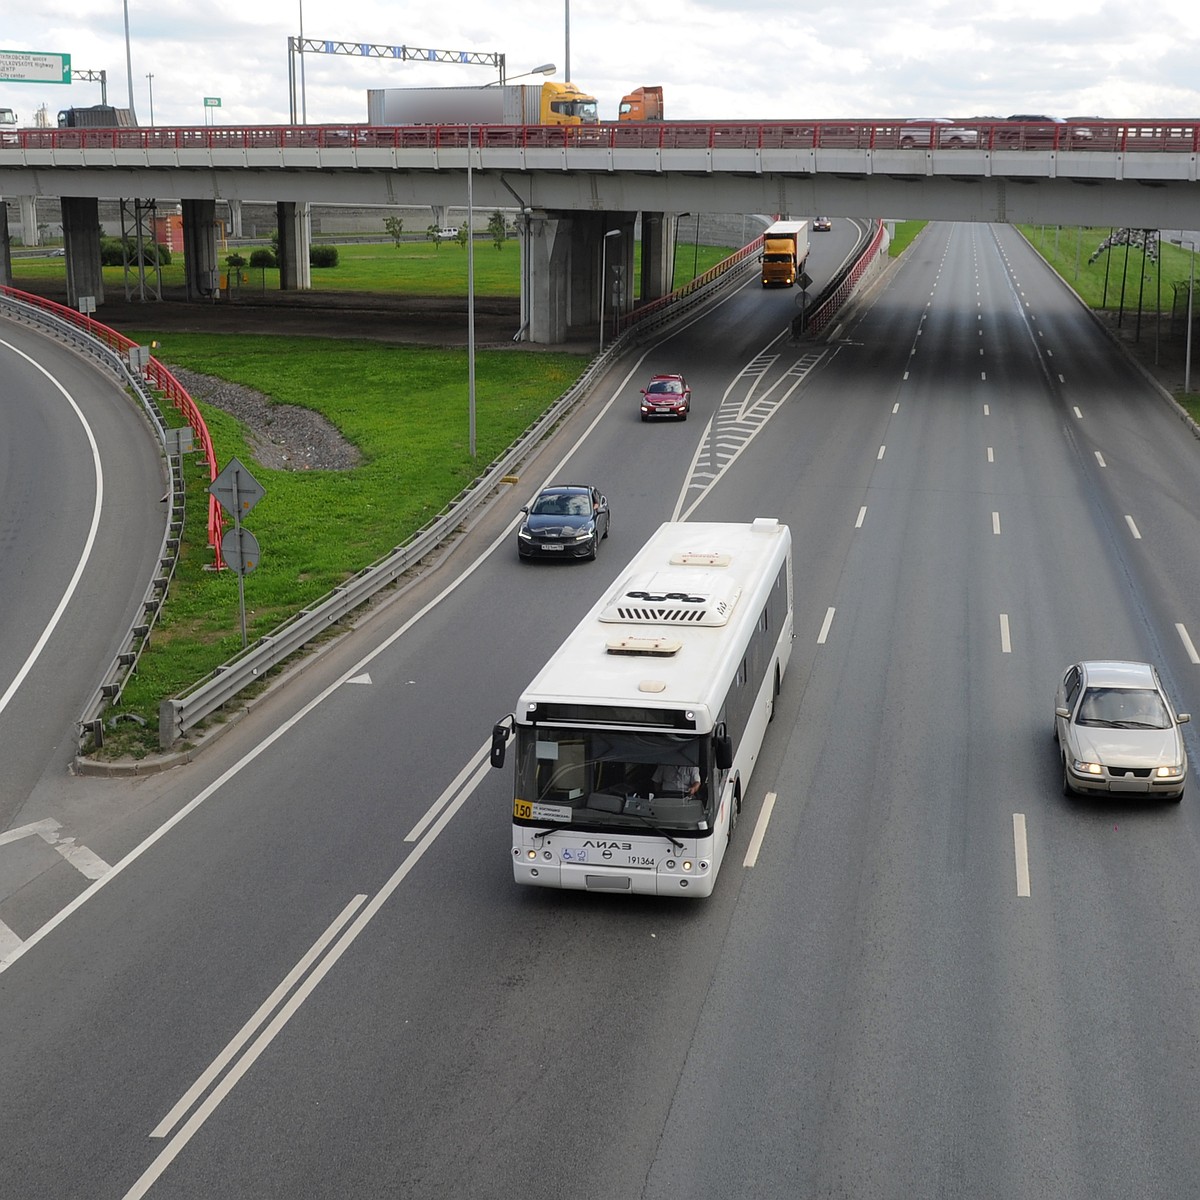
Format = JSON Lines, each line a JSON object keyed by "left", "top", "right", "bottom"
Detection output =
{"left": 599, "top": 229, "right": 621, "bottom": 351}
{"left": 146, "top": 73, "right": 154, "bottom": 126}
{"left": 488, "top": 62, "right": 555, "bottom": 86}
{"left": 122, "top": 0, "right": 138, "bottom": 122}
{"left": 1186, "top": 241, "right": 1195, "bottom": 396}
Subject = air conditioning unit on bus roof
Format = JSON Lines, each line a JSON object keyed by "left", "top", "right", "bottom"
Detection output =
{"left": 599, "top": 573, "right": 742, "bottom": 626}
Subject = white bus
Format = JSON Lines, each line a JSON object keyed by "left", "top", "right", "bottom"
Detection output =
{"left": 490, "top": 518, "right": 793, "bottom": 898}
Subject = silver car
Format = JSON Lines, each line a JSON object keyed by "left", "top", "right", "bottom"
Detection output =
{"left": 1054, "top": 661, "right": 1190, "bottom": 802}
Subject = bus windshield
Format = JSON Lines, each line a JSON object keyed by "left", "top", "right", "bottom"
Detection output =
{"left": 515, "top": 726, "right": 712, "bottom": 830}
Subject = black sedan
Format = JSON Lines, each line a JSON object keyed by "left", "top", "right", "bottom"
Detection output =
{"left": 517, "top": 484, "right": 610, "bottom": 561}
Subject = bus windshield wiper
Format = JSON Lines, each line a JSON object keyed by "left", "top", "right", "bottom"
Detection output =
{"left": 618, "top": 809, "right": 685, "bottom": 851}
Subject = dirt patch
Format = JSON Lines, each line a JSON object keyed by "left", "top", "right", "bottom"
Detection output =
{"left": 170, "top": 367, "right": 361, "bottom": 471}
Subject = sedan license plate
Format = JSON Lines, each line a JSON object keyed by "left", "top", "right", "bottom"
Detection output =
{"left": 540, "top": 543, "right": 563, "bottom": 551}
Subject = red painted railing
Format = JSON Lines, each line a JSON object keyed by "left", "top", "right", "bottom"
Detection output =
{"left": 7, "top": 119, "right": 1200, "bottom": 155}
{"left": 0, "top": 285, "right": 224, "bottom": 566}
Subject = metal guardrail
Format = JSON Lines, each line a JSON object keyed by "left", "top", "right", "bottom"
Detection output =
{"left": 0, "top": 290, "right": 183, "bottom": 749}
{"left": 158, "top": 246, "right": 764, "bottom": 749}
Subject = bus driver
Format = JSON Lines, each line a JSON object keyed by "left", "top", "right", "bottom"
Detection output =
{"left": 652, "top": 761, "right": 701, "bottom": 797}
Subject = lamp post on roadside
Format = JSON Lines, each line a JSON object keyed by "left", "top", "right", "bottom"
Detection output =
{"left": 1186, "top": 241, "right": 1196, "bottom": 396}
{"left": 146, "top": 73, "right": 154, "bottom": 126}
{"left": 122, "top": 0, "right": 139, "bottom": 122}
{"left": 599, "top": 229, "right": 621, "bottom": 351}
{"left": 489, "top": 62, "right": 556, "bottom": 86}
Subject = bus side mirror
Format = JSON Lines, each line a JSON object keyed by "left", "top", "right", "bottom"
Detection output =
{"left": 714, "top": 726, "right": 733, "bottom": 771}
{"left": 490, "top": 717, "right": 513, "bottom": 768}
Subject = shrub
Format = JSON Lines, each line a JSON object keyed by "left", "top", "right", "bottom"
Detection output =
{"left": 310, "top": 244, "right": 339, "bottom": 268}
{"left": 249, "top": 248, "right": 277, "bottom": 269}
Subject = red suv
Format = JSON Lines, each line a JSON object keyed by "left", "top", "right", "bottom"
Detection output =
{"left": 640, "top": 374, "right": 691, "bottom": 422}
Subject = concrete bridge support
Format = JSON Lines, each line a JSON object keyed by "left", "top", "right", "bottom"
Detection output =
{"left": 181, "top": 198, "right": 220, "bottom": 300}
{"left": 523, "top": 210, "right": 638, "bottom": 345}
{"left": 276, "top": 200, "right": 312, "bottom": 290}
{"left": 638, "top": 212, "right": 678, "bottom": 303}
{"left": 61, "top": 196, "right": 105, "bottom": 308}
{"left": 0, "top": 203, "right": 11, "bottom": 286}
{"left": 18, "top": 196, "right": 40, "bottom": 247}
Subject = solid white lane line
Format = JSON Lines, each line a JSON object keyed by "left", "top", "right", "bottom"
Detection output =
{"left": 1013, "top": 813, "right": 1031, "bottom": 897}
{"left": 125, "top": 775, "right": 483, "bottom": 1199}
{"left": 992, "top": 511, "right": 1001, "bottom": 536}
{"left": 1177, "top": 623, "right": 1200, "bottom": 665}
{"left": 855, "top": 506, "right": 867, "bottom": 528}
{"left": 1125, "top": 515, "right": 1142, "bottom": 539}
{"left": 743, "top": 792, "right": 778, "bottom": 868}
{"left": 817, "top": 607, "right": 836, "bottom": 645}
{"left": 1095, "top": 451, "right": 1107, "bottom": 467}
{"left": 148, "top": 893, "right": 369, "bottom": 1141}
{"left": 405, "top": 739, "right": 491, "bottom": 842}
{"left": 999, "top": 613, "right": 1012, "bottom": 654}
{"left": 0, "top": 340, "right": 104, "bottom": 723}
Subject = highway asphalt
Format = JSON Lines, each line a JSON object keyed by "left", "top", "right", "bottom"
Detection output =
{"left": 4, "top": 219, "right": 1200, "bottom": 1198}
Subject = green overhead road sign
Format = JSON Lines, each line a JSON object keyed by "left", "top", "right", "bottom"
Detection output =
{"left": 204, "top": 96, "right": 221, "bottom": 107}
{"left": 0, "top": 50, "right": 71, "bottom": 85}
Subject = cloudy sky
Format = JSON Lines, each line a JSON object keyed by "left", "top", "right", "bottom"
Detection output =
{"left": 2, "top": 0, "right": 1198, "bottom": 128}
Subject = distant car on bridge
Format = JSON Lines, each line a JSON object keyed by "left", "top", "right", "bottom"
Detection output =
{"left": 898, "top": 118, "right": 979, "bottom": 149}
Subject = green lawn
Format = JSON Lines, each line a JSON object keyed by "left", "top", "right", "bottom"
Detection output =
{"left": 105, "top": 334, "right": 588, "bottom": 755}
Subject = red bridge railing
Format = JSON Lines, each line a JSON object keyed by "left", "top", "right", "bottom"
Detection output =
{"left": 0, "top": 285, "right": 224, "bottom": 566}
{"left": 9, "top": 118, "right": 1200, "bottom": 155}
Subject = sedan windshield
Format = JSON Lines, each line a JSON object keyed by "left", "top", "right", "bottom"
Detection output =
{"left": 1076, "top": 687, "right": 1171, "bottom": 729}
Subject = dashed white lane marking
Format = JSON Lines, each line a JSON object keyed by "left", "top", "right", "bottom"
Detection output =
{"left": 992, "top": 511, "right": 1001, "bottom": 536}
{"left": 999, "top": 613, "right": 1012, "bottom": 654}
{"left": 877, "top": 445, "right": 886, "bottom": 460}
{"left": 1177, "top": 623, "right": 1200, "bottom": 665}
{"left": 817, "top": 607, "right": 836, "bottom": 645}
{"left": 1125, "top": 515, "right": 1142, "bottom": 539}
{"left": 1013, "top": 813, "right": 1031, "bottom": 897}
{"left": 1095, "top": 451, "right": 1107, "bottom": 467}
{"left": 855, "top": 506, "right": 867, "bottom": 528}
{"left": 983, "top": 404, "right": 990, "bottom": 415}
{"left": 987, "top": 447, "right": 994, "bottom": 462}
{"left": 743, "top": 791, "right": 778, "bottom": 868}
{"left": 1073, "top": 406, "right": 1083, "bottom": 418}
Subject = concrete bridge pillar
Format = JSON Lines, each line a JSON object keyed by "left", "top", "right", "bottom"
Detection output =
{"left": 181, "top": 199, "right": 220, "bottom": 300}
{"left": 638, "top": 212, "right": 678, "bottom": 302}
{"left": 0, "top": 203, "right": 11, "bottom": 286}
{"left": 18, "top": 196, "right": 40, "bottom": 247}
{"left": 61, "top": 196, "right": 104, "bottom": 308}
{"left": 226, "top": 198, "right": 243, "bottom": 239}
{"left": 276, "top": 201, "right": 312, "bottom": 290}
{"left": 523, "top": 210, "right": 638, "bottom": 345}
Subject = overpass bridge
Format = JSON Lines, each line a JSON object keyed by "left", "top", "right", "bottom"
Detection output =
{"left": 2, "top": 118, "right": 1197, "bottom": 343}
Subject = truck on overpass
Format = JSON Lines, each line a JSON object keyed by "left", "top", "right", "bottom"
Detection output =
{"left": 367, "top": 83, "right": 599, "bottom": 127}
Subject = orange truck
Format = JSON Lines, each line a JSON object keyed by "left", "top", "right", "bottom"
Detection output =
{"left": 760, "top": 220, "right": 810, "bottom": 287}
{"left": 618, "top": 86, "right": 664, "bottom": 121}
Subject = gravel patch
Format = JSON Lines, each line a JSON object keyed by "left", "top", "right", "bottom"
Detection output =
{"left": 171, "top": 367, "right": 362, "bottom": 472}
